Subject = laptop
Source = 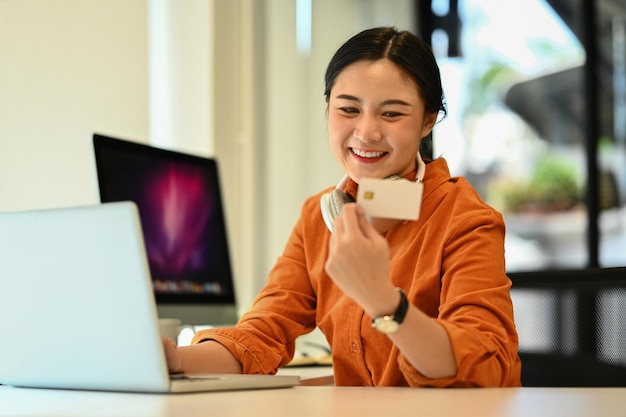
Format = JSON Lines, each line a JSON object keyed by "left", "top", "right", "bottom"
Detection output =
{"left": 0, "top": 202, "right": 300, "bottom": 393}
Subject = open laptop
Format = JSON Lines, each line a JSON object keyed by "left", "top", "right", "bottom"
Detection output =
{"left": 0, "top": 202, "right": 300, "bottom": 393}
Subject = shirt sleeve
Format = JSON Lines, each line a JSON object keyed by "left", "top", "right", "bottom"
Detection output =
{"left": 191, "top": 211, "right": 319, "bottom": 375}
{"left": 398, "top": 208, "right": 522, "bottom": 387}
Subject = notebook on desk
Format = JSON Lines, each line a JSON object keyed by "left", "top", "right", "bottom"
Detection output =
{"left": 0, "top": 202, "right": 299, "bottom": 393}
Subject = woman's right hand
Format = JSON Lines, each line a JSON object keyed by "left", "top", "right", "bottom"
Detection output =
{"left": 162, "top": 336, "right": 183, "bottom": 373}
{"left": 161, "top": 337, "right": 243, "bottom": 374}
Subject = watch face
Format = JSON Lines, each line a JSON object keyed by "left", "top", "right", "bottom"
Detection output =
{"left": 373, "top": 316, "right": 400, "bottom": 334}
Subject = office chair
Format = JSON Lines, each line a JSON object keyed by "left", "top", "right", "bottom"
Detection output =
{"left": 509, "top": 267, "right": 626, "bottom": 387}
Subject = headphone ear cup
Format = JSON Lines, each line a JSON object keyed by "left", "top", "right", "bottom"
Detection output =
{"left": 320, "top": 189, "right": 355, "bottom": 232}
{"left": 329, "top": 189, "right": 355, "bottom": 218}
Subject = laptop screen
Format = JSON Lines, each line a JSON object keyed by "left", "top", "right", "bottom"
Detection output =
{"left": 93, "top": 134, "right": 236, "bottom": 312}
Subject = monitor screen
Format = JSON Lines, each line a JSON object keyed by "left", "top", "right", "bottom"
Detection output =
{"left": 93, "top": 134, "right": 237, "bottom": 325}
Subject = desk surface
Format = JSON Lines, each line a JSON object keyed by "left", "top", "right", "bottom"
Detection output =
{"left": 1, "top": 385, "right": 625, "bottom": 417}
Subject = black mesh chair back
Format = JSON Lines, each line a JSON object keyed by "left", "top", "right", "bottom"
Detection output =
{"left": 509, "top": 267, "right": 626, "bottom": 387}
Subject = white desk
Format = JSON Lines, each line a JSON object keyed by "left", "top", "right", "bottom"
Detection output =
{"left": 0, "top": 385, "right": 624, "bottom": 417}
{"left": 277, "top": 365, "right": 334, "bottom": 385}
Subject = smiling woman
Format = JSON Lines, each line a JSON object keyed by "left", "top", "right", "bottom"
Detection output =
{"left": 326, "top": 59, "right": 436, "bottom": 182}
{"left": 164, "top": 26, "right": 522, "bottom": 388}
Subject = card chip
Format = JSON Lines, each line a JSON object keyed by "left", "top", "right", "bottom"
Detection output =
{"left": 364, "top": 191, "right": 375, "bottom": 200}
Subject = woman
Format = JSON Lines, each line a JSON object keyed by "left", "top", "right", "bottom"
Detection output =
{"left": 163, "top": 27, "right": 521, "bottom": 387}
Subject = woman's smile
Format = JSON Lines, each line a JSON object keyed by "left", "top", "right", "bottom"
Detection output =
{"left": 350, "top": 147, "right": 388, "bottom": 163}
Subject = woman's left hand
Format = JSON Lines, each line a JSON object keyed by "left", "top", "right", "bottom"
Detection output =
{"left": 324, "top": 203, "right": 398, "bottom": 317}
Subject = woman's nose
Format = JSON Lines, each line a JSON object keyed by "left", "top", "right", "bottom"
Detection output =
{"left": 353, "top": 115, "right": 382, "bottom": 142}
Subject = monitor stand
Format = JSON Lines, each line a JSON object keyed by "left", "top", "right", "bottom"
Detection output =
{"left": 157, "top": 303, "right": 238, "bottom": 327}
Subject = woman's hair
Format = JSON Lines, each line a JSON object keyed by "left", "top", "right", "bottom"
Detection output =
{"left": 324, "top": 27, "right": 447, "bottom": 159}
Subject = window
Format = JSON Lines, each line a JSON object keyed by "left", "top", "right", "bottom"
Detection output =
{"left": 420, "top": 0, "right": 626, "bottom": 271}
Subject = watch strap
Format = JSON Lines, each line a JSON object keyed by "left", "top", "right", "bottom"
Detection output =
{"left": 391, "top": 288, "right": 408, "bottom": 325}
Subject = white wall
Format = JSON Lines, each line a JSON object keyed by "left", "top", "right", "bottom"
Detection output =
{"left": 0, "top": 0, "right": 149, "bottom": 211}
{"left": 148, "top": 0, "right": 213, "bottom": 155}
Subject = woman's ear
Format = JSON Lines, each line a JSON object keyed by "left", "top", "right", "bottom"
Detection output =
{"left": 420, "top": 112, "right": 438, "bottom": 139}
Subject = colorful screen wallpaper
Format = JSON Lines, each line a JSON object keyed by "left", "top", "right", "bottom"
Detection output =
{"left": 95, "top": 141, "right": 235, "bottom": 304}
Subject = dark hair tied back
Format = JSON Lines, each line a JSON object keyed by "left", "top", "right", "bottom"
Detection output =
{"left": 324, "top": 26, "right": 447, "bottom": 121}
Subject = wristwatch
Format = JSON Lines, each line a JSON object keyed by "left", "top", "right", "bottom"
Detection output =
{"left": 371, "top": 288, "right": 408, "bottom": 334}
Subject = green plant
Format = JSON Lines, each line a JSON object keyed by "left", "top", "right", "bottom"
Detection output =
{"left": 489, "top": 156, "right": 582, "bottom": 213}
{"left": 527, "top": 156, "right": 581, "bottom": 209}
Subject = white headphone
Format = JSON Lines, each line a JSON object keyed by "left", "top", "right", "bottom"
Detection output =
{"left": 320, "top": 153, "right": 426, "bottom": 232}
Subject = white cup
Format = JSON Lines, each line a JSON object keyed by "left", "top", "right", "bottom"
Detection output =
{"left": 159, "top": 318, "right": 196, "bottom": 345}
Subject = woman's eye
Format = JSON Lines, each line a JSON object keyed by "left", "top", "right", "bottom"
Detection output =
{"left": 382, "top": 111, "right": 402, "bottom": 118}
{"left": 339, "top": 107, "right": 359, "bottom": 114}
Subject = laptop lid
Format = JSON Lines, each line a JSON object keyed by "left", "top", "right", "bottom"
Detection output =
{"left": 0, "top": 202, "right": 299, "bottom": 393}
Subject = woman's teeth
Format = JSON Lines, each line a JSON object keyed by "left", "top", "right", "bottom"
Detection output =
{"left": 351, "top": 148, "right": 386, "bottom": 158}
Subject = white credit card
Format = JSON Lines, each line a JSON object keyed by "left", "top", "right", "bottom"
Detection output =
{"left": 356, "top": 178, "right": 423, "bottom": 220}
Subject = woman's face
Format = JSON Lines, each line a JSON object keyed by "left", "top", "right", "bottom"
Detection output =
{"left": 327, "top": 59, "right": 437, "bottom": 182}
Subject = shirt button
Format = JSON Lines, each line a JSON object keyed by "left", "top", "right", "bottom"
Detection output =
{"left": 351, "top": 343, "right": 360, "bottom": 353}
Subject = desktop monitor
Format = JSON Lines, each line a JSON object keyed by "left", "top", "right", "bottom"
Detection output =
{"left": 93, "top": 134, "right": 238, "bottom": 326}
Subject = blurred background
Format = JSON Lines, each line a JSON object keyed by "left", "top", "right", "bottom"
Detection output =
{"left": 1, "top": 0, "right": 624, "bottom": 313}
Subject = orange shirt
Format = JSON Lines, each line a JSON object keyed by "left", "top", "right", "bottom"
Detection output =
{"left": 192, "top": 158, "right": 522, "bottom": 387}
